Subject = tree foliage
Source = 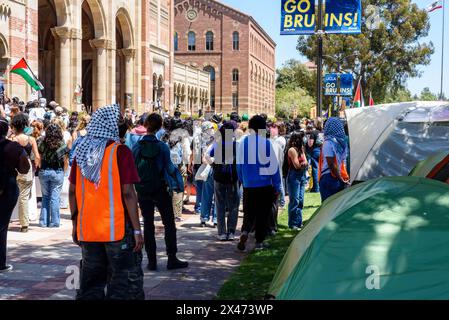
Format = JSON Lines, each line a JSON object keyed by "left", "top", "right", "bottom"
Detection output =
{"left": 297, "top": 0, "right": 434, "bottom": 103}
{"left": 418, "top": 87, "right": 439, "bottom": 101}
{"left": 276, "top": 60, "right": 316, "bottom": 118}
{"left": 276, "top": 87, "right": 315, "bottom": 119}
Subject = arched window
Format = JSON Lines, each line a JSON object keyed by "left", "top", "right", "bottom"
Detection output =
{"left": 174, "top": 32, "right": 179, "bottom": 51}
{"left": 206, "top": 31, "right": 214, "bottom": 51}
{"left": 233, "top": 32, "right": 239, "bottom": 50}
{"left": 232, "top": 69, "right": 239, "bottom": 83}
{"left": 204, "top": 66, "right": 215, "bottom": 81}
{"left": 188, "top": 31, "right": 196, "bottom": 51}
{"left": 204, "top": 66, "right": 216, "bottom": 110}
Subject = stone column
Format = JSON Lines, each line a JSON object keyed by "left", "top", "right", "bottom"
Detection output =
{"left": 89, "top": 39, "right": 111, "bottom": 109}
{"left": 120, "top": 48, "right": 136, "bottom": 109}
{"left": 51, "top": 26, "right": 72, "bottom": 109}
{"left": 71, "top": 28, "right": 83, "bottom": 111}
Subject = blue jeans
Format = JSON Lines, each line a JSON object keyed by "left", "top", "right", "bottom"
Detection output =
{"left": 193, "top": 166, "right": 203, "bottom": 214}
{"left": 308, "top": 147, "right": 321, "bottom": 193}
{"left": 319, "top": 173, "right": 345, "bottom": 203}
{"left": 39, "top": 169, "right": 64, "bottom": 227}
{"left": 287, "top": 170, "right": 307, "bottom": 228}
{"left": 200, "top": 170, "right": 217, "bottom": 224}
{"left": 279, "top": 178, "right": 286, "bottom": 207}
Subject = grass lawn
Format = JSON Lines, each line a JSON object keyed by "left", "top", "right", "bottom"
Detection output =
{"left": 216, "top": 192, "right": 322, "bottom": 300}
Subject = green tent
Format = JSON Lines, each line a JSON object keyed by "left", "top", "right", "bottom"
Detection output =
{"left": 409, "top": 152, "right": 449, "bottom": 183}
{"left": 269, "top": 177, "right": 449, "bottom": 300}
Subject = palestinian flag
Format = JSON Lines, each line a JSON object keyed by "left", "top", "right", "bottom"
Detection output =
{"left": 10, "top": 58, "right": 44, "bottom": 91}
{"left": 369, "top": 92, "right": 375, "bottom": 106}
{"left": 353, "top": 79, "right": 364, "bottom": 108}
{"left": 427, "top": 0, "right": 443, "bottom": 12}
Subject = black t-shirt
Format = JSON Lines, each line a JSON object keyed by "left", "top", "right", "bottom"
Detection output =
{"left": 1, "top": 139, "right": 28, "bottom": 176}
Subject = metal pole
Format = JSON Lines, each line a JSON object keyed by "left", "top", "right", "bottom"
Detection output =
{"left": 316, "top": 0, "right": 324, "bottom": 116}
{"left": 440, "top": 0, "right": 445, "bottom": 100}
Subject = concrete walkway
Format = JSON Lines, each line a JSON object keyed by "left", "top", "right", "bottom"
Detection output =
{"left": 0, "top": 202, "right": 251, "bottom": 300}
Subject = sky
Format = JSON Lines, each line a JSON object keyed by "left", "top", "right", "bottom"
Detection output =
{"left": 223, "top": 0, "right": 448, "bottom": 97}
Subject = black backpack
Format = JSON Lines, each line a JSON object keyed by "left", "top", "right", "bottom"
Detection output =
{"left": 134, "top": 140, "right": 165, "bottom": 197}
{"left": 0, "top": 139, "right": 9, "bottom": 196}
{"left": 213, "top": 142, "right": 238, "bottom": 184}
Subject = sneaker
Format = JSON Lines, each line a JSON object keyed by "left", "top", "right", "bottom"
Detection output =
{"left": 167, "top": 257, "right": 189, "bottom": 270}
{"left": 217, "top": 234, "right": 227, "bottom": 241}
{"left": 200, "top": 221, "right": 206, "bottom": 228}
{"left": 213, "top": 223, "right": 218, "bottom": 228}
{"left": 0, "top": 265, "right": 13, "bottom": 273}
{"left": 237, "top": 233, "right": 248, "bottom": 251}
{"left": 20, "top": 227, "right": 28, "bottom": 233}
{"left": 255, "top": 242, "right": 270, "bottom": 251}
{"left": 227, "top": 233, "right": 235, "bottom": 241}
{"left": 175, "top": 217, "right": 184, "bottom": 222}
{"left": 291, "top": 226, "right": 302, "bottom": 231}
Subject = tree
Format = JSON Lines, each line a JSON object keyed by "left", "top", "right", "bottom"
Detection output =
{"left": 276, "top": 87, "right": 315, "bottom": 119}
{"left": 297, "top": 0, "right": 434, "bottom": 103}
{"left": 276, "top": 59, "right": 317, "bottom": 99}
{"left": 383, "top": 86, "right": 413, "bottom": 103}
{"left": 419, "top": 87, "right": 439, "bottom": 101}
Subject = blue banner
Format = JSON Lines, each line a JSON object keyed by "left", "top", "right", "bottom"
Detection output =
{"left": 281, "top": 0, "right": 316, "bottom": 35}
{"left": 339, "top": 73, "right": 354, "bottom": 96}
{"left": 324, "top": 73, "right": 338, "bottom": 96}
{"left": 280, "top": 0, "right": 361, "bottom": 35}
{"left": 324, "top": 0, "right": 361, "bottom": 34}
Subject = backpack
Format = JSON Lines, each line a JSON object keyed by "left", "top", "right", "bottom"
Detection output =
{"left": 134, "top": 140, "right": 165, "bottom": 197}
{"left": 0, "top": 139, "right": 10, "bottom": 196}
{"left": 213, "top": 142, "right": 238, "bottom": 184}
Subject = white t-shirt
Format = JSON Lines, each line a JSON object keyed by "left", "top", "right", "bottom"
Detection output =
{"left": 63, "top": 131, "right": 71, "bottom": 145}
{"left": 271, "top": 136, "right": 287, "bottom": 166}
{"left": 321, "top": 140, "right": 346, "bottom": 175}
{"left": 29, "top": 107, "right": 46, "bottom": 121}
{"left": 321, "top": 140, "right": 336, "bottom": 175}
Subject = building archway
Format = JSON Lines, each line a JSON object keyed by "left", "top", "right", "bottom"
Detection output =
{"left": 116, "top": 8, "right": 134, "bottom": 110}
{"left": 38, "top": 0, "right": 57, "bottom": 102}
{"left": 81, "top": 1, "right": 95, "bottom": 108}
{"left": 0, "top": 34, "right": 9, "bottom": 84}
{"left": 81, "top": 0, "right": 107, "bottom": 110}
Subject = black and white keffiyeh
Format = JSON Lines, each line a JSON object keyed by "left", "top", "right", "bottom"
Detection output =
{"left": 74, "top": 104, "right": 120, "bottom": 186}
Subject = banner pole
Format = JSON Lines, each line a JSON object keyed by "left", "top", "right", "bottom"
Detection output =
{"left": 440, "top": 0, "right": 445, "bottom": 100}
{"left": 316, "top": 0, "right": 324, "bottom": 117}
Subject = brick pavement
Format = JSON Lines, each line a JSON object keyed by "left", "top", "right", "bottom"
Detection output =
{"left": 0, "top": 201, "right": 253, "bottom": 300}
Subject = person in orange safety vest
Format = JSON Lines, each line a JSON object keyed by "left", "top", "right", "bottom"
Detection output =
{"left": 69, "top": 104, "right": 144, "bottom": 300}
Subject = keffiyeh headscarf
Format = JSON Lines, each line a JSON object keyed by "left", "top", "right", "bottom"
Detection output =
{"left": 74, "top": 104, "right": 120, "bottom": 185}
{"left": 324, "top": 117, "right": 348, "bottom": 160}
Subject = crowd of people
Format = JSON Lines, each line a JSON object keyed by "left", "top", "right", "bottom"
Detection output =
{"left": 0, "top": 96, "right": 350, "bottom": 299}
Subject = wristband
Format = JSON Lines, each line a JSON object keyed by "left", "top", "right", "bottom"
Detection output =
{"left": 134, "top": 230, "right": 142, "bottom": 236}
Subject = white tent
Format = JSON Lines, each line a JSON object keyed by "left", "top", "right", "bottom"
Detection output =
{"left": 345, "top": 101, "right": 449, "bottom": 183}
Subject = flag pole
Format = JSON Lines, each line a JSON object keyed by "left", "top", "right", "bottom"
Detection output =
{"left": 440, "top": 0, "right": 445, "bottom": 100}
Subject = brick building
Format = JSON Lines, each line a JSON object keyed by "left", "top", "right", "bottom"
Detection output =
{"left": 0, "top": 0, "right": 209, "bottom": 114}
{"left": 174, "top": 0, "right": 276, "bottom": 117}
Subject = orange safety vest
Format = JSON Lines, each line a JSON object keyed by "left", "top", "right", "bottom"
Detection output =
{"left": 318, "top": 145, "right": 349, "bottom": 183}
{"left": 75, "top": 143, "right": 125, "bottom": 242}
